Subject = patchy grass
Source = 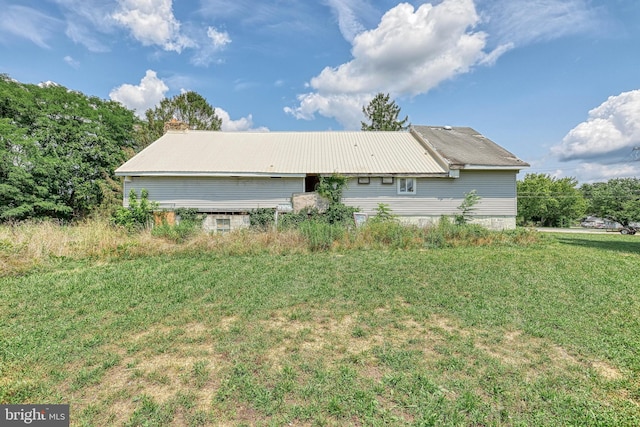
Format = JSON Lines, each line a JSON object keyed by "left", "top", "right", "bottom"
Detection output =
{"left": 1, "top": 231, "right": 639, "bottom": 425}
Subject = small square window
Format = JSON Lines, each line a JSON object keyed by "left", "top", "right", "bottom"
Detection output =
{"left": 381, "top": 177, "right": 394, "bottom": 185}
{"left": 357, "top": 177, "right": 370, "bottom": 184}
{"left": 398, "top": 178, "right": 416, "bottom": 195}
{"left": 216, "top": 218, "right": 231, "bottom": 233}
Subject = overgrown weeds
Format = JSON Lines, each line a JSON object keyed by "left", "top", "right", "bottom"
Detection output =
{"left": 0, "top": 218, "right": 541, "bottom": 276}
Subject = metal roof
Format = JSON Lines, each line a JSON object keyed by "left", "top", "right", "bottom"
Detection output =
{"left": 412, "top": 126, "right": 530, "bottom": 169}
{"left": 115, "top": 130, "right": 449, "bottom": 177}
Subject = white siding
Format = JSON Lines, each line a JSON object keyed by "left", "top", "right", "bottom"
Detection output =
{"left": 123, "top": 176, "right": 303, "bottom": 211}
{"left": 342, "top": 171, "right": 517, "bottom": 217}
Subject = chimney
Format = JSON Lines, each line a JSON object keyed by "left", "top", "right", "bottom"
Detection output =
{"left": 164, "top": 118, "right": 188, "bottom": 133}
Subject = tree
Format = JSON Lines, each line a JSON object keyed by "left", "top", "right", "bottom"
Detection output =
{"left": 581, "top": 178, "right": 640, "bottom": 225}
{"left": 361, "top": 93, "right": 409, "bottom": 131}
{"left": 0, "top": 75, "right": 138, "bottom": 221}
{"left": 517, "top": 173, "right": 586, "bottom": 227}
{"left": 141, "top": 91, "right": 222, "bottom": 144}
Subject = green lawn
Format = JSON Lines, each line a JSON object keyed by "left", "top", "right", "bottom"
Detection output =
{"left": 1, "top": 233, "right": 639, "bottom": 426}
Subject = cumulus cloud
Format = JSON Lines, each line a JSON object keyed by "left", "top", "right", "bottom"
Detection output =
{"left": 112, "top": 0, "right": 194, "bottom": 52}
{"left": 109, "top": 70, "right": 169, "bottom": 117}
{"left": 286, "top": 0, "right": 508, "bottom": 129}
{"left": 552, "top": 90, "right": 640, "bottom": 162}
{"left": 0, "top": 5, "right": 60, "bottom": 48}
{"left": 216, "top": 108, "right": 268, "bottom": 132}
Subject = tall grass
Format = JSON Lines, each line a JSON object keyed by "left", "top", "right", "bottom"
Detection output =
{"left": 0, "top": 218, "right": 540, "bottom": 276}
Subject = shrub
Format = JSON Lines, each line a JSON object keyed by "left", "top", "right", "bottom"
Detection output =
{"left": 151, "top": 208, "right": 204, "bottom": 243}
{"left": 370, "top": 203, "right": 396, "bottom": 223}
{"left": 455, "top": 190, "right": 481, "bottom": 225}
{"left": 111, "top": 189, "right": 157, "bottom": 231}
{"left": 249, "top": 208, "right": 276, "bottom": 229}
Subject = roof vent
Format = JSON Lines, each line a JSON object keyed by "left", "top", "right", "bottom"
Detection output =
{"left": 443, "top": 125, "right": 452, "bottom": 131}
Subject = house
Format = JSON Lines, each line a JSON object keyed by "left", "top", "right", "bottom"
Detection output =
{"left": 114, "top": 126, "right": 529, "bottom": 230}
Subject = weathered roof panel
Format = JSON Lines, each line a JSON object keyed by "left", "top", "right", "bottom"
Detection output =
{"left": 412, "top": 126, "right": 529, "bottom": 169}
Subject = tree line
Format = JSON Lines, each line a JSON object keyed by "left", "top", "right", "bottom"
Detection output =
{"left": 517, "top": 174, "right": 640, "bottom": 227}
{"left": 0, "top": 75, "right": 221, "bottom": 221}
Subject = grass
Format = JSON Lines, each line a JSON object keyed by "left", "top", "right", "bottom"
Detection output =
{"left": 0, "top": 224, "right": 639, "bottom": 425}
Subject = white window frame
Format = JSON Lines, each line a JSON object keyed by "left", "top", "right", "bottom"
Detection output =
{"left": 216, "top": 218, "right": 231, "bottom": 233}
{"left": 397, "top": 177, "right": 416, "bottom": 195}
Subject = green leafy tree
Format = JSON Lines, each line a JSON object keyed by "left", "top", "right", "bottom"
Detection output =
{"left": 361, "top": 93, "right": 409, "bottom": 131}
{"left": 517, "top": 173, "right": 586, "bottom": 227}
{"left": 0, "top": 75, "right": 138, "bottom": 221}
{"left": 581, "top": 178, "right": 640, "bottom": 225}
{"left": 141, "top": 91, "right": 222, "bottom": 144}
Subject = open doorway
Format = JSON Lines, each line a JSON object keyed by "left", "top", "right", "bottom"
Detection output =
{"left": 305, "top": 175, "right": 320, "bottom": 192}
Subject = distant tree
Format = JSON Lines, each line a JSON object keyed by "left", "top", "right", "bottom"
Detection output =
{"left": 517, "top": 173, "right": 586, "bottom": 227}
{"left": 361, "top": 93, "right": 409, "bottom": 131}
{"left": 0, "top": 75, "right": 138, "bottom": 221}
{"left": 141, "top": 91, "right": 222, "bottom": 144}
{"left": 581, "top": 178, "right": 640, "bottom": 225}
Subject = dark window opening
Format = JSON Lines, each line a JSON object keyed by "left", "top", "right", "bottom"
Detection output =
{"left": 305, "top": 175, "right": 320, "bottom": 192}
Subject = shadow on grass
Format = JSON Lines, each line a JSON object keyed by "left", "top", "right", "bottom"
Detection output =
{"left": 556, "top": 236, "right": 640, "bottom": 254}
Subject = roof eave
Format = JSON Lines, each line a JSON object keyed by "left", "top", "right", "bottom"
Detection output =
{"left": 115, "top": 171, "right": 307, "bottom": 178}
{"left": 457, "top": 165, "right": 530, "bottom": 171}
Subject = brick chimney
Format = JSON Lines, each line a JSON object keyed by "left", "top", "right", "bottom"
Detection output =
{"left": 164, "top": 118, "right": 188, "bottom": 133}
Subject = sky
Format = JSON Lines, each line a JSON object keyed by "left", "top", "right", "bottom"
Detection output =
{"left": 1, "top": 0, "right": 639, "bottom": 183}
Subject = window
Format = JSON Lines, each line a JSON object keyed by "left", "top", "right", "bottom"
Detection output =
{"left": 216, "top": 218, "right": 231, "bottom": 233}
{"left": 357, "top": 177, "right": 370, "bottom": 184}
{"left": 398, "top": 178, "right": 416, "bottom": 195}
{"left": 381, "top": 177, "right": 394, "bottom": 185}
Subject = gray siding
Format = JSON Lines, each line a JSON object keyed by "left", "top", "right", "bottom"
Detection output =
{"left": 123, "top": 176, "right": 303, "bottom": 211}
{"left": 342, "top": 171, "right": 517, "bottom": 216}
{"left": 123, "top": 171, "right": 517, "bottom": 219}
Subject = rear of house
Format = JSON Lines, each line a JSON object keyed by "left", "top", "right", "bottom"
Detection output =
{"left": 115, "top": 126, "right": 529, "bottom": 230}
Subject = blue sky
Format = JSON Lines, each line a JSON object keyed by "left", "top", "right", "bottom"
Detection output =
{"left": 1, "top": 0, "right": 639, "bottom": 183}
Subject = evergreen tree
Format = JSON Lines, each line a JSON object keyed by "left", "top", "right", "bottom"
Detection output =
{"left": 361, "top": 93, "right": 409, "bottom": 131}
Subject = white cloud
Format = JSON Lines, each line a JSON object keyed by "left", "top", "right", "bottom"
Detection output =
{"left": 480, "top": 0, "right": 602, "bottom": 46}
{"left": 207, "top": 26, "right": 231, "bottom": 49}
{"left": 54, "top": 0, "right": 115, "bottom": 52}
{"left": 112, "top": 0, "right": 194, "bottom": 52}
{"left": 324, "top": 0, "right": 367, "bottom": 43}
{"left": 109, "top": 70, "right": 169, "bottom": 117}
{"left": 286, "top": 0, "right": 507, "bottom": 129}
{"left": 63, "top": 55, "right": 80, "bottom": 68}
{"left": 216, "top": 108, "right": 268, "bottom": 132}
{"left": 284, "top": 93, "right": 371, "bottom": 129}
{"left": 564, "top": 162, "right": 640, "bottom": 184}
{"left": 552, "top": 90, "right": 640, "bottom": 162}
{"left": 0, "top": 5, "right": 60, "bottom": 48}
{"left": 190, "top": 26, "right": 232, "bottom": 66}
